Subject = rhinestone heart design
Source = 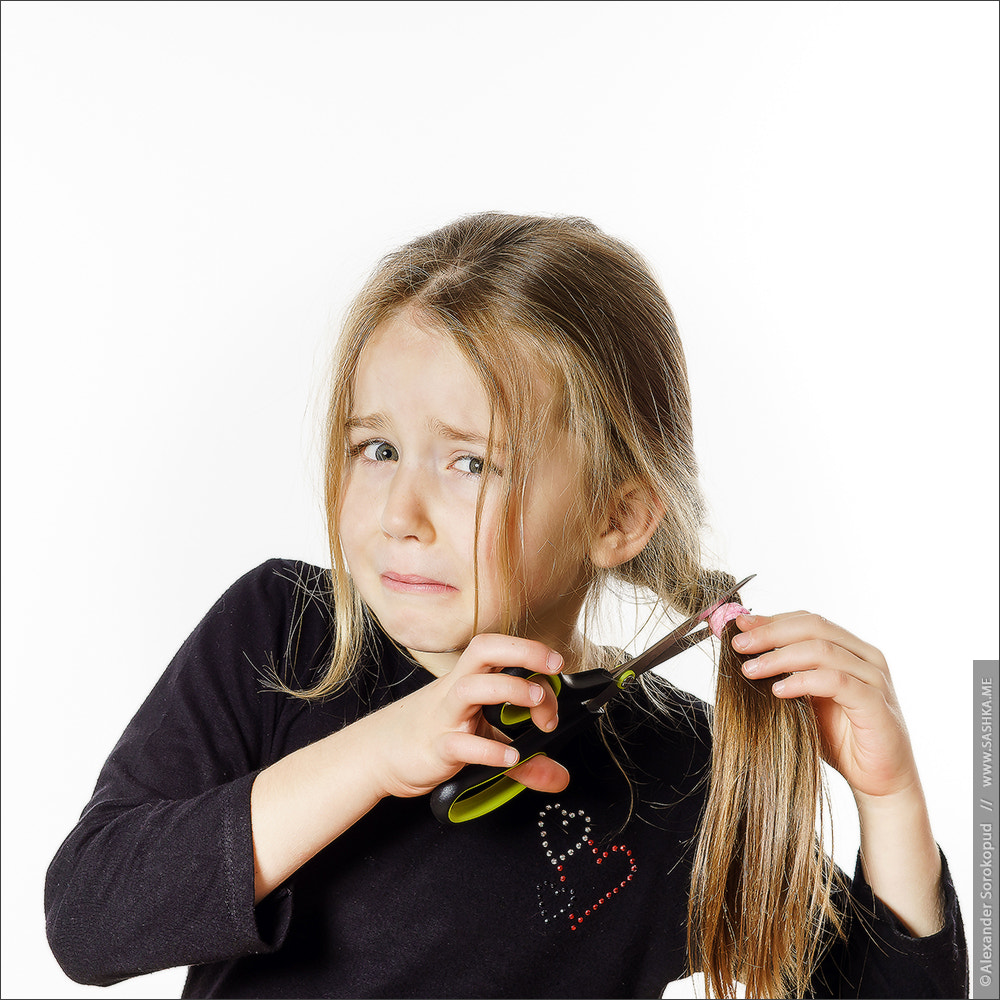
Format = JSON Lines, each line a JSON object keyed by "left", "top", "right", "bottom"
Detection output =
{"left": 536, "top": 801, "right": 638, "bottom": 930}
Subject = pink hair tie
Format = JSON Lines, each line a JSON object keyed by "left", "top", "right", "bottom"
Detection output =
{"left": 699, "top": 602, "right": 750, "bottom": 638}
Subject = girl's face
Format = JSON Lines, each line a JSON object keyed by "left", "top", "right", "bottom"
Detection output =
{"left": 339, "top": 309, "right": 592, "bottom": 676}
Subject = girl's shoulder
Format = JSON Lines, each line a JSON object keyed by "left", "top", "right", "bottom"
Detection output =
{"left": 189, "top": 558, "right": 336, "bottom": 694}
{"left": 212, "top": 558, "right": 418, "bottom": 704}
{"left": 221, "top": 557, "right": 332, "bottom": 618}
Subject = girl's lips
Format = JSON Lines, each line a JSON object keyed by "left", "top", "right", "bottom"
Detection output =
{"left": 380, "top": 572, "right": 457, "bottom": 595}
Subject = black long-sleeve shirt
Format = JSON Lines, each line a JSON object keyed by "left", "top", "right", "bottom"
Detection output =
{"left": 45, "top": 559, "right": 968, "bottom": 997}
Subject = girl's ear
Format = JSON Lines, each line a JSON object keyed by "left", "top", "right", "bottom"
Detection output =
{"left": 589, "top": 480, "right": 664, "bottom": 569}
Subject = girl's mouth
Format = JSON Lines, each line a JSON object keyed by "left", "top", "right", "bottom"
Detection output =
{"left": 380, "top": 572, "right": 457, "bottom": 595}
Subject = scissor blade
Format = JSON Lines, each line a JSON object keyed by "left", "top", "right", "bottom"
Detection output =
{"left": 580, "top": 624, "right": 710, "bottom": 715}
{"left": 616, "top": 573, "right": 756, "bottom": 680}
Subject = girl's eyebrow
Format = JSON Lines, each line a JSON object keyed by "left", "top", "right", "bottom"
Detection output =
{"left": 345, "top": 413, "right": 390, "bottom": 433}
{"left": 346, "top": 413, "right": 494, "bottom": 450}
{"left": 428, "top": 418, "right": 491, "bottom": 449}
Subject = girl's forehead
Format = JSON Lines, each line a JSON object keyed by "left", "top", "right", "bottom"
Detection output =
{"left": 351, "top": 310, "right": 560, "bottom": 427}
{"left": 356, "top": 316, "right": 474, "bottom": 387}
{"left": 361, "top": 312, "right": 466, "bottom": 370}
{"left": 350, "top": 314, "right": 493, "bottom": 435}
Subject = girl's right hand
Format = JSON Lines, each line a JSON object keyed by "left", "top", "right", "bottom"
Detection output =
{"left": 360, "top": 633, "right": 570, "bottom": 800}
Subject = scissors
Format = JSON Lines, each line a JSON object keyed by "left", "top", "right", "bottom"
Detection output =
{"left": 430, "top": 573, "right": 755, "bottom": 824}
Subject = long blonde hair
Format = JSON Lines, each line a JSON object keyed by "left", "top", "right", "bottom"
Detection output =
{"left": 308, "top": 212, "right": 843, "bottom": 996}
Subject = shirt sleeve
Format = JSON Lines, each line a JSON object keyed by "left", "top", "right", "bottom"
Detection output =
{"left": 44, "top": 561, "right": 302, "bottom": 985}
{"left": 810, "top": 849, "right": 968, "bottom": 999}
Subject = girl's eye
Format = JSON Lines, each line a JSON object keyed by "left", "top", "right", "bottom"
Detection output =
{"left": 454, "top": 455, "right": 485, "bottom": 476}
{"left": 361, "top": 441, "right": 399, "bottom": 463}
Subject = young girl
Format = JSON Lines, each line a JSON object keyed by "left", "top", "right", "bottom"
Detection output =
{"left": 45, "top": 213, "right": 967, "bottom": 998}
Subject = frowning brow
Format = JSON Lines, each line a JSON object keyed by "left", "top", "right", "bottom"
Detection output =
{"left": 345, "top": 413, "right": 391, "bottom": 433}
{"left": 428, "top": 418, "right": 491, "bottom": 448}
{"left": 345, "top": 413, "right": 493, "bottom": 449}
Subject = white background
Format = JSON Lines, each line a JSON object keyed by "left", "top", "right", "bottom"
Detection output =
{"left": 2, "top": 2, "right": 996, "bottom": 996}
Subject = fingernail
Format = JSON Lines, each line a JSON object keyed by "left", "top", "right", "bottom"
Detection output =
{"left": 529, "top": 683, "right": 544, "bottom": 704}
{"left": 772, "top": 679, "right": 785, "bottom": 695}
{"left": 545, "top": 715, "right": 558, "bottom": 731}
{"left": 504, "top": 747, "right": 519, "bottom": 765}
{"left": 546, "top": 651, "right": 563, "bottom": 672}
{"left": 742, "top": 659, "right": 758, "bottom": 676}
{"left": 733, "top": 633, "right": 751, "bottom": 651}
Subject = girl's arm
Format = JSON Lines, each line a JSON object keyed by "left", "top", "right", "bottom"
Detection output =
{"left": 249, "top": 633, "right": 567, "bottom": 902}
{"left": 851, "top": 784, "right": 943, "bottom": 935}
{"left": 45, "top": 562, "right": 565, "bottom": 983}
{"left": 731, "top": 611, "right": 944, "bottom": 936}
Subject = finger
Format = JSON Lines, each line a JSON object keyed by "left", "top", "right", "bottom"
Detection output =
{"left": 731, "top": 611, "right": 887, "bottom": 671}
{"left": 507, "top": 754, "right": 571, "bottom": 794}
{"left": 452, "top": 671, "right": 559, "bottom": 732}
{"left": 436, "top": 732, "right": 571, "bottom": 793}
{"left": 740, "top": 637, "right": 887, "bottom": 692}
{"left": 527, "top": 676, "right": 560, "bottom": 733}
{"left": 455, "top": 633, "right": 564, "bottom": 679}
{"left": 770, "top": 666, "right": 891, "bottom": 726}
{"left": 481, "top": 671, "right": 561, "bottom": 733}
{"left": 438, "top": 730, "right": 523, "bottom": 770}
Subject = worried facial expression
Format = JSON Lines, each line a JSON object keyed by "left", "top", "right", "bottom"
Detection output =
{"left": 338, "top": 310, "right": 592, "bottom": 676}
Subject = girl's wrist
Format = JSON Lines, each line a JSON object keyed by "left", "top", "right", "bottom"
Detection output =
{"left": 852, "top": 777, "right": 944, "bottom": 937}
{"left": 853, "top": 775, "right": 937, "bottom": 860}
{"left": 336, "top": 710, "right": 395, "bottom": 803}
{"left": 851, "top": 769, "right": 925, "bottom": 818}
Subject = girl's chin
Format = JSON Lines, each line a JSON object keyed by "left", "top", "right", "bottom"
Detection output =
{"left": 377, "top": 619, "right": 475, "bottom": 664}
{"left": 372, "top": 605, "right": 494, "bottom": 649}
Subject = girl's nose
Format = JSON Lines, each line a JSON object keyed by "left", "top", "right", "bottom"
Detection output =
{"left": 379, "top": 465, "right": 436, "bottom": 543}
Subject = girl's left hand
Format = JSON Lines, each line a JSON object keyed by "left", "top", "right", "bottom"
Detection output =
{"left": 732, "top": 611, "right": 919, "bottom": 801}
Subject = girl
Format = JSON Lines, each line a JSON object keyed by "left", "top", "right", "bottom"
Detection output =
{"left": 45, "top": 213, "right": 966, "bottom": 998}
